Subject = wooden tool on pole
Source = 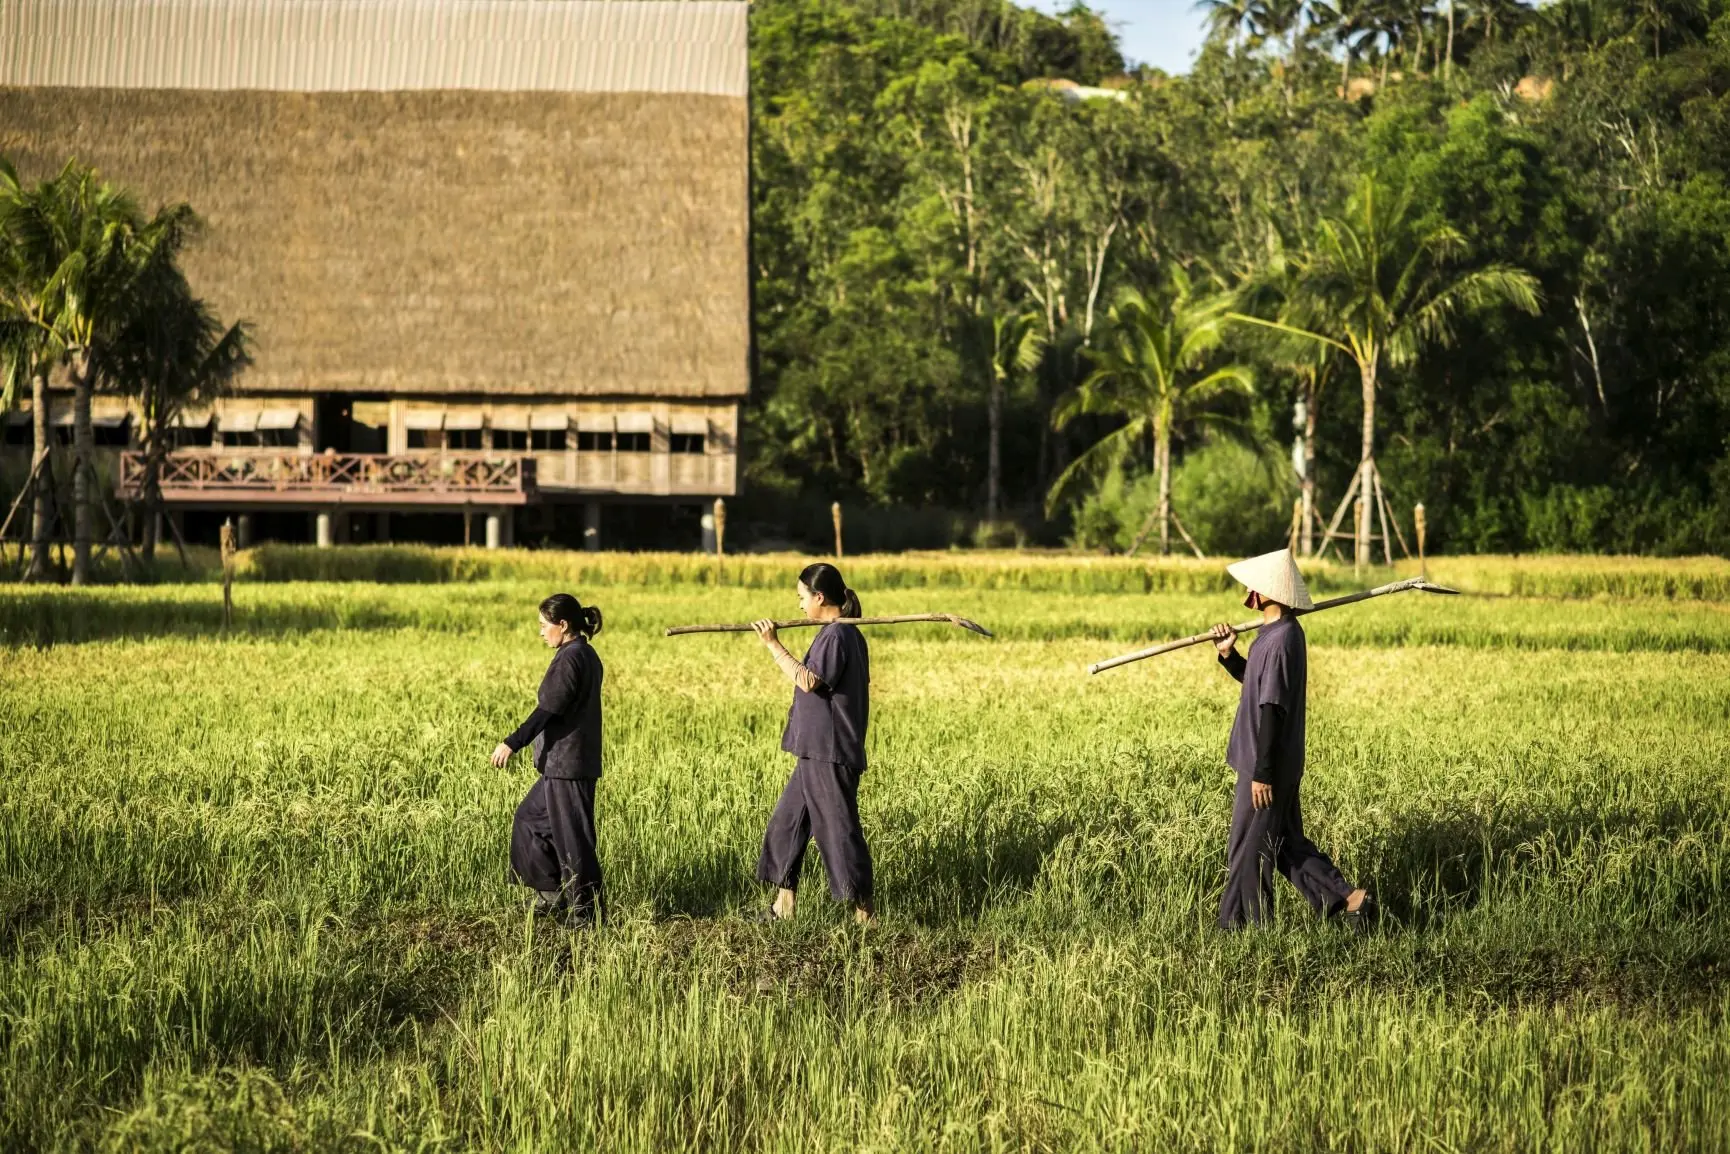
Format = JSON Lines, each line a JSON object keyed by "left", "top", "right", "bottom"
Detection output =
{"left": 667, "top": 613, "right": 993, "bottom": 638}
{"left": 831, "top": 501, "right": 843, "bottom": 558}
{"left": 713, "top": 497, "right": 726, "bottom": 558}
{"left": 1087, "top": 576, "right": 1459, "bottom": 674}
{"left": 219, "top": 517, "right": 237, "bottom": 630}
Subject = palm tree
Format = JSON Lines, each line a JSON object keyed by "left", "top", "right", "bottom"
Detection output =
{"left": 2, "top": 160, "right": 193, "bottom": 583}
{"left": 1047, "top": 271, "right": 1254, "bottom": 555}
{"left": 985, "top": 310, "right": 1045, "bottom": 521}
{"left": 1312, "top": 0, "right": 1376, "bottom": 92}
{"left": 0, "top": 160, "right": 72, "bottom": 581}
{"left": 1231, "top": 176, "right": 1540, "bottom": 567}
{"left": 1196, "top": 0, "right": 1258, "bottom": 51}
{"left": 99, "top": 265, "right": 250, "bottom": 561}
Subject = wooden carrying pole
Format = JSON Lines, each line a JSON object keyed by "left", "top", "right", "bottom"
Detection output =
{"left": 1087, "top": 577, "right": 1458, "bottom": 675}
{"left": 667, "top": 613, "right": 993, "bottom": 638}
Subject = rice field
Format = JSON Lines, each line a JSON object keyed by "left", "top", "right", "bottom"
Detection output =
{"left": 1, "top": 553, "right": 1726, "bottom": 1151}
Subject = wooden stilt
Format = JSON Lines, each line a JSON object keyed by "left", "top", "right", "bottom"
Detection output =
{"left": 1169, "top": 507, "right": 1205, "bottom": 560}
{"left": 1318, "top": 467, "right": 1362, "bottom": 560}
{"left": 1373, "top": 466, "right": 1393, "bottom": 566}
{"left": 1373, "top": 467, "right": 1411, "bottom": 559}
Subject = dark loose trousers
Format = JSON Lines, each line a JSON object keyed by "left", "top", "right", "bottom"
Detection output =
{"left": 510, "top": 776, "right": 603, "bottom": 916}
{"left": 756, "top": 757, "right": 874, "bottom": 903}
{"left": 1217, "top": 616, "right": 1354, "bottom": 928}
{"left": 1218, "top": 766, "right": 1354, "bottom": 928}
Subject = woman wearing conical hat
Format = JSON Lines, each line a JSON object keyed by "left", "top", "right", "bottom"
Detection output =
{"left": 1208, "top": 549, "right": 1375, "bottom": 929}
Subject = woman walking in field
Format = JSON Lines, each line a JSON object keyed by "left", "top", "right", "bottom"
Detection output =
{"left": 751, "top": 562, "right": 875, "bottom": 925}
{"left": 1209, "top": 549, "right": 1374, "bottom": 929}
{"left": 491, "top": 593, "right": 606, "bottom": 929}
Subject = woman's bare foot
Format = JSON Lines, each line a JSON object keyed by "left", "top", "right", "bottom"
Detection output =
{"left": 772, "top": 888, "right": 796, "bottom": 920}
{"left": 1345, "top": 888, "right": 1370, "bottom": 913}
{"left": 853, "top": 901, "right": 876, "bottom": 926}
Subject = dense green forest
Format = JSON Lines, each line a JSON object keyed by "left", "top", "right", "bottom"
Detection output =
{"left": 744, "top": 0, "right": 1730, "bottom": 555}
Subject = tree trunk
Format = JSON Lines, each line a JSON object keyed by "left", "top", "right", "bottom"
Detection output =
{"left": 72, "top": 354, "right": 94, "bottom": 585}
{"left": 987, "top": 373, "right": 1002, "bottom": 520}
{"left": 1156, "top": 416, "right": 1172, "bottom": 557}
{"left": 27, "top": 368, "right": 52, "bottom": 582}
{"left": 1301, "top": 376, "right": 1318, "bottom": 556}
{"left": 1445, "top": 0, "right": 1455, "bottom": 81}
{"left": 1357, "top": 355, "right": 1376, "bottom": 569}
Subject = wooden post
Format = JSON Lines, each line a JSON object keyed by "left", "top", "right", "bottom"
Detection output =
{"left": 1415, "top": 503, "right": 1428, "bottom": 580}
{"left": 1287, "top": 497, "right": 1303, "bottom": 553}
{"left": 713, "top": 497, "right": 726, "bottom": 558}
{"left": 831, "top": 501, "right": 843, "bottom": 558}
{"left": 219, "top": 517, "right": 236, "bottom": 630}
{"left": 463, "top": 502, "right": 473, "bottom": 548}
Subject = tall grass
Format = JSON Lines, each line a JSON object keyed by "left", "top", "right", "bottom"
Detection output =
{"left": 0, "top": 570, "right": 1726, "bottom": 1149}
{"left": 227, "top": 544, "right": 1730, "bottom": 599}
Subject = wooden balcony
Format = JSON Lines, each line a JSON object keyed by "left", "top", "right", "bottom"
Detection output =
{"left": 119, "top": 451, "right": 537, "bottom": 505}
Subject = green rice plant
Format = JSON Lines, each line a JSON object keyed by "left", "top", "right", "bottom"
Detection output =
{"left": 0, "top": 572, "right": 1726, "bottom": 1149}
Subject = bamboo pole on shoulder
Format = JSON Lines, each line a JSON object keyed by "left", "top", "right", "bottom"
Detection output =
{"left": 666, "top": 613, "right": 993, "bottom": 638}
{"left": 1087, "top": 577, "right": 1458, "bottom": 674}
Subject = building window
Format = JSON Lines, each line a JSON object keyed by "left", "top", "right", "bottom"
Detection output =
{"left": 491, "top": 429, "right": 528, "bottom": 451}
{"left": 669, "top": 433, "right": 705, "bottom": 455}
{"left": 260, "top": 428, "right": 298, "bottom": 448}
{"left": 3, "top": 423, "right": 29, "bottom": 447}
{"left": 54, "top": 426, "right": 74, "bottom": 446}
{"left": 446, "top": 428, "right": 483, "bottom": 451}
{"left": 531, "top": 428, "right": 567, "bottom": 451}
{"left": 172, "top": 426, "right": 213, "bottom": 448}
{"left": 617, "top": 432, "right": 651, "bottom": 453}
{"left": 578, "top": 431, "right": 614, "bottom": 452}
{"left": 94, "top": 422, "right": 132, "bottom": 447}
{"left": 221, "top": 431, "right": 262, "bottom": 448}
{"left": 407, "top": 429, "right": 439, "bottom": 450}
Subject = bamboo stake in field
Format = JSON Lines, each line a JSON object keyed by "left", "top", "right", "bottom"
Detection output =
{"left": 667, "top": 613, "right": 993, "bottom": 638}
{"left": 1087, "top": 576, "right": 1458, "bottom": 674}
{"left": 220, "top": 518, "right": 237, "bottom": 631}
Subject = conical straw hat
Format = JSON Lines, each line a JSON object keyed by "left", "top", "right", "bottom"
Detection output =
{"left": 1226, "top": 548, "right": 1314, "bottom": 611}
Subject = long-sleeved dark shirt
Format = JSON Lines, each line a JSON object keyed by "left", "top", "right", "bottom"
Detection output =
{"left": 780, "top": 622, "right": 870, "bottom": 769}
{"left": 1219, "top": 616, "right": 1307, "bottom": 784}
{"left": 505, "top": 638, "right": 604, "bottom": 780}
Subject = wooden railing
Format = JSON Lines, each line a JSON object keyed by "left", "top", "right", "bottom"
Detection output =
{"left": 118, "top": 451, "right": 536, "bottom": 505}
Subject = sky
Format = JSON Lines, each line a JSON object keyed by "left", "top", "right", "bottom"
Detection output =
{"left": 1029, "top": 0, "right": 1210, "bottom": 76}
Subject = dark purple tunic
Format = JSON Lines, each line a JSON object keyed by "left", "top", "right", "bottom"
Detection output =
{"left": 1224, "top": 616, "right": 1306, "bottom": 780}
{"left": 779, "top": 622, "right": 869, "bottom": 770}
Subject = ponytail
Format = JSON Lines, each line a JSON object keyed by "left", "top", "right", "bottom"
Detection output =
{"left": 539, "top": 593, "right": 603, "bottom": 639}
{"left": 798, "top": 562, "right": 860, "bottom": 618}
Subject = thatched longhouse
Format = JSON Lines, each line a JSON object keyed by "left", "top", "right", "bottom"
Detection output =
{"left": 0, "top": 0, "right": 749, "bottom": 548}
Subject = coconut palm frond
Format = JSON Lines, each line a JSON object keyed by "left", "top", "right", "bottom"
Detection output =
{"left": 1044, "top": 417, "right": 1149, "bottom": 517}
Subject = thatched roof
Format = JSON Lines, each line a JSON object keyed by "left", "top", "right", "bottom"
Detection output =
{"left": 0, "top": 0, "right": 750, "bottom": 399}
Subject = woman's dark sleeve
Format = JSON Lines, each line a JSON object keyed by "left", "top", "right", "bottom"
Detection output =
{"left": 504, "top": 708, "right": 556, "bottom": 753}
{"left": 1252, "top": 702, "right": 1283, "bottom": 784}
{"left": 1220, "top": 650, "right": 1248, "bottom": 683}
